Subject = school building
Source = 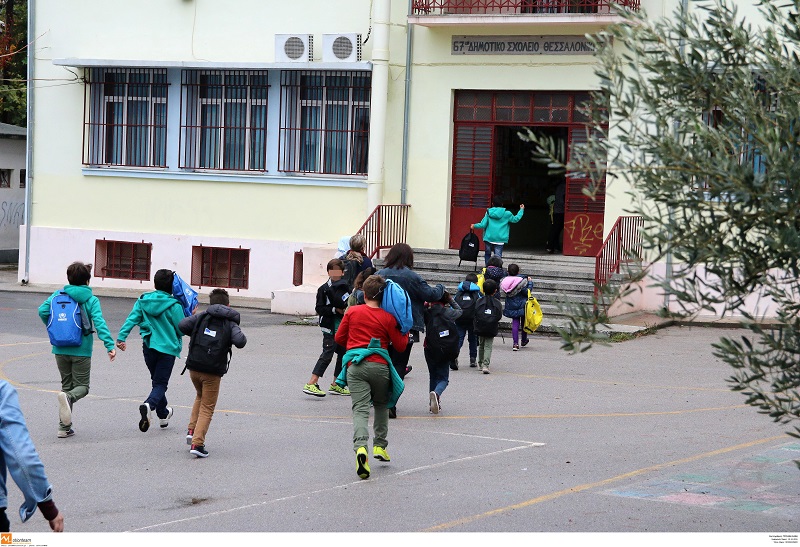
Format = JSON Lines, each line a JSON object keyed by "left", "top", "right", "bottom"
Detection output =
{"left": 20, "top": 0, "right": 773, "bottom": 317}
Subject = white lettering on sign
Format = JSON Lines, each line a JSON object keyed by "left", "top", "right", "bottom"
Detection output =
{"left": 452, "top": 35, "right": 596, "bottom": 56}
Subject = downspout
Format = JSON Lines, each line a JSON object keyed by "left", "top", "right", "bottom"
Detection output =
{"left": 22, "top": 0, "right": 34, "bottom": 284}
{"left": 400, "top": 0, "right": 413, "bottom": 204}
{"left": 366, "top": 0, "right": 391, "bottom": 214}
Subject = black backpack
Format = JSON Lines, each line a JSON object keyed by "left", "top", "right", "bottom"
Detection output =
{"left": 185, "top": 312, "right": 233, "bottom": 377}
{"left": 458, "top": 229, "right": 480, "bottom": 267}
{"left": 341, "top": 258, "right": 360, "bottom": 291}
{"left": 454, "top": 288, "right": 478, "bottom": 325}
{"left": 474, "top": 295, "right": 502, "bottom": 337}
{"left": 425, "top": 305, "right": 460, "bottom": 362}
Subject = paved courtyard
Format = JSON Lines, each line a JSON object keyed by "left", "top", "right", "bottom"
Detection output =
{"left": 0, "top": 290, "right": 797, "bottom": 541}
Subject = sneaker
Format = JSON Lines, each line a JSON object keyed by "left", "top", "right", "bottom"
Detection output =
{"left": 190, "top": 444, "right": 209, "bottom": 458}
{"left": 356, "top": 446, "right": 370, "bottom": 479}
{"left": 57, "top": 392, "right": 72, "bottom": 427}
{"left": 483, "top": 366, "right": 491, "bottom": 374}
{"left": 186, "top": 429, "right": 194, "bottom": 445}
{"left": 470, "top": 359, "right": 477, "bottom": 368}
{"left": 389, "top": 407, "right": 397, "bottom": 419}
{"left": 429, "top": 391, "right": 440, "bottom": 415}
{"left": 373, "top": 446, "right": 390, "bottom": 462}
{"left": 139, "top": 403, "right": 153, "bottom": 432}
{"left": 57, "top": 428, "right": 75, "bottom": 438}
{"left": 522, "top": 339, "right": 529, "bottom": 347}
{"left": 159, "top": 407, "right": 173, "bottom": 428}
{"left": 405, "top": 365, "right": 412, "bottom": 376}
{"left": 512, "top": 344, "right": 520, "bottom": 351}
{"left": 303, "top": 383, "right": 326, "bottom": 397}
{"left": 328, "top": 383, "right": 350, "bottom": 396}
{"left": 450, "top": 359, "right": 459, "bottom": 371}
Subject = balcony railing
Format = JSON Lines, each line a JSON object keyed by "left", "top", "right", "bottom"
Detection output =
{"left": 356, "top": 205, "right": 411, "bottom": 259}
{"left": 412, "top": 0, "right": 640, "bottom": 16}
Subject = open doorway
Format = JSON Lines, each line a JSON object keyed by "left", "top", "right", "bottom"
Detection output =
{"left": 493, "top": 125, "right": 567, "bottom": 251}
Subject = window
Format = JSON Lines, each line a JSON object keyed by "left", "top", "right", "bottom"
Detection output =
{"left": 0, "top": 170, "right": 9, "bottom": 188}
{"left": 84, "top": 69, "right": 168, "bottom": 167}
{"left": 19, "top": 169, "right": 25, "bottom": 189}
{"left": 279, "top": 70, "right": 370, "bottom": 175}
{"left": 94, "top": 239, "right": 152, "bottom": 280}
{"left": 191, "top": 245, "right": 249, "bottom": 289}
{"left": 181, "top": 70, "right": 269, "bottom": 171}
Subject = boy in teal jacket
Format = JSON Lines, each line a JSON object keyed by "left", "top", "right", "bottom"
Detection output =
{"left": 38, "top": 262, "right": 116, "bottom": 438}
{"left": 471, "top": 197, "right": 525, "bottom": 267}
{"left": 116, "top": 269, "right": 185, "bottom": 433}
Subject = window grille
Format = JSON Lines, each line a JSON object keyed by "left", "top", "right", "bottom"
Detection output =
{"left": 180, "top": 70, "right": 269, "bottom": 171}
{"left": 191, "top": 245, "right": 250, "bottom": 289}
{"left": 19, "top": 169, "right": 25, "bottom": 189}
{"left": 279, "top": 70, "right": 371, "bottom": 175}
{"left": 0, "top": 170, "right": 9, "bottom": 188}
{"left": 94, "top": 239, "right": 152, "bottom": 280}
{"left": 84, "top": 69, "right": 168, "bottom": 167}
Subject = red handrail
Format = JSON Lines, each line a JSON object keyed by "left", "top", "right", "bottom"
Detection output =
{"left": 412, "top": 0, "right": 640, "bottom": 15}
{"left": 594, "top": 215, "right": 643, "bottom": 299}
{"left": 356, "top": 205, "right": 411, "bottom": 259}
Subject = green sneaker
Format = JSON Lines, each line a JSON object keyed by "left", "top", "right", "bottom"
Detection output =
{"left": 373, "top": 446, "right": 390, "bottom": 462}
{"left": 328, "top": 383, "right": 350, "bottom": 396}
{"left": 356, "top": 446, "right": 370, "bottom": 479}
{"left": 303, "top": 383, "right": 326, "bottom": 397}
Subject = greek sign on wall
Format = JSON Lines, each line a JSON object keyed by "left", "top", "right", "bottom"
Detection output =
{"left": 452, "top": 35, "right": 595, "bottom": 55}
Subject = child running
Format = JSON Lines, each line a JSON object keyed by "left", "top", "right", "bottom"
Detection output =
{"left": 500, "top": 264, "right": 533, "bottom": 351}
{"left": 453, "top": 272, "right": 481, "bottom": 369}
{"left": 474, "top": 279, "right": 503, "bottom": 374}
{"left": 423, "top": 292, "right": 462, "bottom": 414}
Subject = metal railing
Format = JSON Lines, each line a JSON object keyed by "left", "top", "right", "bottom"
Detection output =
{"left": 356, "top": 205, "right": 411, "bottom": 259}
{"left": 594, "top": 215, "right": 643, "bottom": 298}
{"left": 412, "top": 0, "right": 640, "bottom": 16}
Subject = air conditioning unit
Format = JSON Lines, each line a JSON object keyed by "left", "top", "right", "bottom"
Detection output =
{"left": 275, "top": 34, "right": 313, "bottom": 63}
{"left": 322, "top": 33, "right": 362, "bottom": 63}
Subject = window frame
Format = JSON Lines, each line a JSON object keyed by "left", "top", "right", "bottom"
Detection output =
{"left": 191, "top": 245, "right": 250, "bottom": 290}
{"left": 94, "top": 239, "right": 152, "bottom": 281}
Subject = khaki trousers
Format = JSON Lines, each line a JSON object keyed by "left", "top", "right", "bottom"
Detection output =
{"left": 188, "top": 370, "right": 222, "bottom": 447}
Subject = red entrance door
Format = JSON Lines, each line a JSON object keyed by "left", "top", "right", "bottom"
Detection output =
{"left": 449, "top": 124, "right": 493, "bottom": 250}
{"left": 562, "top": 126, "right": 605, "bottom": 256}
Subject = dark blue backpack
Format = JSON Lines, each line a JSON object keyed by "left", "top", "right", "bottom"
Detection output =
{"left": 172, "top": 272, "right": 198, "bottom": 318}
{"left": 46, "top": 292, "right": 88, "bottom": 347}
{"left": 380, "top": 279, "right": 413, "bottom": 334}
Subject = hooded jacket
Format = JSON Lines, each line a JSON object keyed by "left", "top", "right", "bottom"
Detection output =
{"left": 117, "top": 290, "right": 185, "bottom": 357}
{"left": 502, "top": 275, "right": 533, "bottom": 319}
{"left": 375, "top": 266, "right": 445, "bottom": 332}
{"left": 178, "top": 304, "right": 247, "bottom": 350}
{"left": 38, "top": 285, "right": 115, "bottom": 357}
{"left": 454, "top": 281, "right": 482, "bottom": 326}
{"left": 472, "top": 206, "right": 524, "bottom": 244}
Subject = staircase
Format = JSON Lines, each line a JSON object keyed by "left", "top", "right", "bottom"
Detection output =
{"left": 374, "top": 248, "right": 596, "bottom": 333}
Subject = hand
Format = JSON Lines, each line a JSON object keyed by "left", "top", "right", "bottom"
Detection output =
{"left": 335, "top": 307, "right": 345, "bottom": 315}
{"left": 115, "top": 341, "right": 126, "bottom": 351}
{"left": 520, "top": 204, "right": 525, "bottom": 209}
{"left": 191, "top": 306, "right": 199, "bottom": 315}
{"left": 108, "top": 349, "right": 116, "bottom": 362}
{"left": 49, "top": 511, "right": 64, "bottom": 532}
{"left": 470, "top": 224, "right": 474, "bottom": 229}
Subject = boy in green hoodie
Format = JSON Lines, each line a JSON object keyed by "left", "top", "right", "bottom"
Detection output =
{"left": 38, "top": 262, "right": 116, "bottom": 438}
{"left": 116, "top": 269, "right": 185, "bottom": 433}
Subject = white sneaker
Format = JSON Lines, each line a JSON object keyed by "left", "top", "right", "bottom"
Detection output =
{"left": 57, "top": 392, "right": 72, "bottom": 427}
{"left": 159, "top": 407, "right": 173, "bottom": 428}
{"left": 429, "top": 391, "right": 440, "bottom": 415}
{"left": 138, "top": 403, "right": 153, "bottom": 432}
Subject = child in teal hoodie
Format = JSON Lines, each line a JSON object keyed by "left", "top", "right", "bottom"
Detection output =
{"left": 471, "top": 197, "right": 525, "bottom": 267}
{"left": 38, "top": 262, "right": 116, "bottom": 438}
{"left": 116, "top": 269, "right": 185, "bottom": 433}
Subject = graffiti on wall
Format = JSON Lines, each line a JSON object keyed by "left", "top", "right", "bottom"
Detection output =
{"left": 564, "top": 214, "right": 603, "bottom": 255}
{"left": 0, "top": 201, "right": 24, "bottom": 229}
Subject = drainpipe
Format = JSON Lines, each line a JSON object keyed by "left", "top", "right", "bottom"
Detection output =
{"left": 22, "top": 0, "right": 34, "bottom": 284}
{"left": 400, "top": 0, "right": 414, "bottom": 205}
{"left": 366, "top": 0, "right": 391, "bottom": 214}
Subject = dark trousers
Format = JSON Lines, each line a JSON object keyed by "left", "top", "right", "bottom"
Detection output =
{"left": 388, "top": 330, "right": 417, "bottom": 380}
{"left": 456, "top": 323, "right": 477, "bottom": 359}
{"left": 312, "top": 332, "right": 345, "bottom": 380}
{"left": 424, "top": 348, "right": 450, "bottom": 397}
{"left": 142, "top": 346, "right": 175, "bottom": 419}
{"left": 547, "top": 212, "right": 565, "bottom": 252}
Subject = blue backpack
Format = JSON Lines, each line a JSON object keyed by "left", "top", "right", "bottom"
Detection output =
{"left": 47, "top": 292, "right": 86, "bottom": 347}
{"left": 380, "top": 279, "right": 413, "bottom": 334}
{"left": 172, "top": 272, "right": 198, "bottom": 318}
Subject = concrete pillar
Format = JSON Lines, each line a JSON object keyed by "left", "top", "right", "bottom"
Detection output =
{"left": 366, "top": 0, "right": 391, "bottom": 214}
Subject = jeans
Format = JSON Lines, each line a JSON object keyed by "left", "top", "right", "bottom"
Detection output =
{"left": 348, "top": 361, "right": 390, "bottom": 451}
{"left": 456, "top": 323, "right": 477, "bottom": 360}
{"left": 478, "top": 336, "right": 494, "bottom": 368}
{"left": 547, "top": 212, "right": 565, "bottom": 252}
{"left": 188, "top": 370, "right": 221, "bottom": 447}
{"left": 424, "top": 348, "right": 450, "bottom": 397}
{"left": 142, "top": 346, "right": 176, "bottom": 419}
{"left": 484, "top": 242, "right": 504, "bottom": 266}
{"left": 312, "top": 332, "right": 345, "bottom": 379}
{"left": 511, "top": 317, "right": 529, "bottom": 346}
{"left": 54, "top": 355, "right": 91, "bottom": 431}
{"left": 388, "top": 332, "right": 416, "bottom": 380}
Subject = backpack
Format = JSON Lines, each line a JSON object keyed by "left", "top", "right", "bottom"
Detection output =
{"left": 458, "top": 230, "right": 480, "bottom": 267}
{"left": 341, "top": 258, "right": 360, "bottom": 291}
{"left": 185, "top": 312, "right": 233, "bottom": 376}
{"left": 172, "top": 272, "right": 198, "bottom": 318}
{"left": 46, "top": 292, "right": 93, "bottom": 347}
{"left": 473, "top": 294, "right": 502, "bottom": 337}
{"left": 424, "top": 305, "right": 460, "bottom": 362}
{"left": 476, "top": 268, "right": 486, "bottom": 294}
{"left": 380, "top": 279, "right": 413, "bottom": 334}
{"left": 454, "top": 288, "right": 478, "bottom": 324}
{"left": 523, "top": 290, "right": 544, "bottom": 334}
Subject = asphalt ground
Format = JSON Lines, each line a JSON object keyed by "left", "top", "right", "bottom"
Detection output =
{"left": 0, "top": 291, "right": 797, "bottom": 544}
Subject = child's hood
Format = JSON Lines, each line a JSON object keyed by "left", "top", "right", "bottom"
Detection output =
{"left": 206, "top": 304, "right": 241, "bottom": 325}
{"left": 487, "top": 207, "right": 508, "bottom": 220}
{"left": 63, "top": 284, "right": 93, "bottom": 304}
{"left": 500, "top": 276, "right": 525, "bottom": 294}
{"left": 458, "top": 281, "right": 481, "bottom": 293}
{"left": 485, "top": 266, "right": 506, "bottom": 279}
{"left": 138, "top": 291, "right": 181, "bottom": 316}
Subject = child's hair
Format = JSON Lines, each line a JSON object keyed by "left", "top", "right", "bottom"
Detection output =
{"left": 383, "top": 243, "right": 414, "bottom": 269}
{"left": 154, "top": 269, "right": 174, "bottom": 293}
{"left": 353, "top": 267, "right": 376, "bottom": 290}
{"left": 349, "top": 234, "right": 366, "bottom": 254}
{"left": 362, "top": 275, "right": 385, "bottom": 301}
{"left": 327, "top": 258, "right": 345, "bottom": 272}
{"left": 507, "top": 263, "right": 520, "bottom": 276}
{"left": 492, "top": 196, "right": 503, "bottom": 207}
{"left": 465, "top": 272, "right": 478, "bottom": 283}
{"left": 209, "top": 288, "right": 230, "bottom": 306}
{"left": 483, "top": 278, "right": 498, "bottom": 295}
{"left": 488, "top": 257, "right": 503, "bottom": 268}
{"left": 66, "top": 262, "right": 92, "bottom": 286}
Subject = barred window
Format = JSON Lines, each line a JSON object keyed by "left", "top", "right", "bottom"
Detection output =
{"left": 279, "top": 70, "right": 370, "bottom": 175}
{"left": 94, "top": 239, "right": 152, "bottom": 280}
{"left": 0, "top": 170, "right": 9, "bottom": 188}
{"left": 180, "top": 70, "right": 269, "bottom": 171}
{"left": 19, "top": 169, "right": 25, "bottom": 189}
{"left": 84, "top": 69, "right": 168, "bottom": 167}
{"left": 191, "top": 245, "right": 250, "bottom": 289}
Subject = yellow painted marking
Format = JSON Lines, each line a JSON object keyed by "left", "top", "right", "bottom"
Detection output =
{"left": 0, "top": 341, "right": 50, "bottom": 348}
{"left": 502, "top": 372, "right": 732, "bottom": 392}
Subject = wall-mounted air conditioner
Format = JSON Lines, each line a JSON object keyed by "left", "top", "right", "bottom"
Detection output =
{"left": 275, "top": 34, "right": 313, "bottom": 63}
{"left": 322, "top": 33, "right": 362, "bottom": 63}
